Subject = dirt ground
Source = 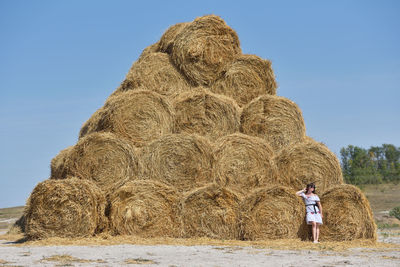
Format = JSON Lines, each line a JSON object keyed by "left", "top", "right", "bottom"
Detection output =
{"left": 0, "top": 230, "right": 399, "bottom": 267}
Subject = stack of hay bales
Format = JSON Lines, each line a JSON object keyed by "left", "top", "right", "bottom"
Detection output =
{"left": 20, "top": 15, "right": 376, "bottom": 242}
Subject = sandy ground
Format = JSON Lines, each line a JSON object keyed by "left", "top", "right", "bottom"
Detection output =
{"left": 0, "top": 231, "right": 399, "bottom": 267}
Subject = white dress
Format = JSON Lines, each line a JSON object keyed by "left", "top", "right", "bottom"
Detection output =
{"left": 300, "top": 193, "right": 323, "bottom": 225}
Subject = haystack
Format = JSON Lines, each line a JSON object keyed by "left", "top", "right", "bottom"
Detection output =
{"left": 114, "top": 53, "right": 191, "bottom": 98}
{"left": 78, "top": 108, "right": 104, "bottom": 139}
{"left": 173, "top": 88, "right": 241, "bottom": 140}
{"left": 94, "top": 90, "right": 175, "bottom": 147}
{"left": 180, "top": 184, "right": 240, "bottom": 239}
{"left": 61, "top": 132, "right": 139, "bottom": 193}
{"left": 212, "top": 133, "right": 278, "bottom": 195}
{"left": 240, "top": 186, "right": 304, "bottom": 240}
{"left": 275, "top": 138, "right": 343, "bottom": 193}
{"left": 171, "top": 15, "right": 241, "bottom": 86}
{"left": 139, "top": 133, "right": 213, "bottom": 192}
{"left": 138, "top": 42, "right": 161, "bottom": 61}
{"left": 50, "top": 146, "right": 73, "bottom": 179}
{"left": 159, "top": 22, "right": 190, "bottom": 54}
{"left": 240, "top": 95, "right": 306, "bottom": 151}
{"left": 320, "top": 184, "right": 377, "bottom": 241}
{"left": 211, "top": 54, "right": 277, "bottom": 107}
{"left": 109, "top": 180, "right": 181, "bottom": 237}
{"left": 24, "top": 178, "right": 107, "bottom": 239}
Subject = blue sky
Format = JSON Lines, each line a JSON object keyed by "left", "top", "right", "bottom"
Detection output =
{"left": 1, "top": 0, "right": 399, "bottom": 207}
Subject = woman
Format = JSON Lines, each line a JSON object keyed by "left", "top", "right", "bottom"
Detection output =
{"left": 296, "top": 183, "right": 323, "bottom": 243}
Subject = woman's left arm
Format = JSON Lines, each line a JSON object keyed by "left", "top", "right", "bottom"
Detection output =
{"left": 317, "top": 201, "right": 323, "bottom": 218}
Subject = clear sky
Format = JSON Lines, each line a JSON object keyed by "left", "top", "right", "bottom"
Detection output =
{"left": 1, "top": 0, "right": 399, "bottom": 208}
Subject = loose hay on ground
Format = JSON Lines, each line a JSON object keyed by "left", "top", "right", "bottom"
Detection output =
{"left": 159, "top": 22, "right": 190, "bottom": 54}
{"left": 240, "top": 95, "right": 306, "bottom": 151}
{"left": 275, "top": 137, "right": 343, "bottom": 193}
{"left": 95, "top": 90, "right": 175, "bottom": 147}
{"left": 320, "top": 184, "right": 377, "bottom": 241}
{"left": 212, "top": 133, "right": 278, "bottom": 195}
{"left": 24, "top": 178, "right": 107, "bottom": 239}
{"left": 114, "top": 53, "right": 191, "bottom": 98}
{"left": 61, "top": 132, "right": 139, "bottom": 193}
{"left": 50, "top": 146, "right": 73, "bottom": 179}
{"left": 180, "top": 184, "right": 240, "bottom": 239}
{"left": 139, "top": 133, "right": 214, "bottom": 193}
{"left": 173, "top": 88, "right": 241, "bottom": 140}
{"left": 109, "top": 180, "right": 181, "bottom": 238}
{"left": 240, "top": 186, "right": 304, "bottom": 240}
{"left": 211, "top": 54, "right": 277, "bottom": 107}
{"left": 171, "top": 15, "right": 242, "bottom": 86}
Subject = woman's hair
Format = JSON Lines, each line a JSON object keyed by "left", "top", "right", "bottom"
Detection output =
{"left": 306, "top": 182, "right": 316, "bottom": 193}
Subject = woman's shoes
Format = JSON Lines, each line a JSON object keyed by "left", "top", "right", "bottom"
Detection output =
{"left": 313, "top": 241, "right": 319, "bottom": 243}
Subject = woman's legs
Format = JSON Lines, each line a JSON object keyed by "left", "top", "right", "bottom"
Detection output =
{"left": 316, "top": 224, "right": 320, "bottom": 242}
{"left": 311, "top": 221, "right": 317, "bottom": 242}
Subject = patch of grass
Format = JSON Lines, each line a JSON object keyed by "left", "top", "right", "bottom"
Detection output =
{"left": 124, "top": 258, "right": 157, "bottom": 264}
{"left": 362, "top": 183, "right": 400, "bottom": 214}
{"left": 377, "top": 223, "right": 400, "bottom": 229}
{"left": 40, "top": 254, "right": 106, "bottom": 265}
{"left": 0, "top": 206, "right": 24, "bottom": 220}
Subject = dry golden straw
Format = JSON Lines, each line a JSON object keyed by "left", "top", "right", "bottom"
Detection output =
{"left": 211, "top": 54, "right": 277, "bottom": 107}
{"left": 24, "top": 178, "right": 107, "bottom": 239}
{"left": 171, "top": 15, "right": 241, "bottom": 86}
{"left": 212, "top": 133, "right": 278, "bottom": 195}
{"left": 320, "top": 184, "right": 377, "bottom": 241}
{"left": 139, "top": 133, "right": 214, "bottom": 193}
{"left": 114, "top": 53, "right": 191, "bottom": 98}
{"left": 173, "top": 88, "right": 241, "bottom": 140}
{"left": 109, "top": 180, "right": 181, "bottom": 238}
{"left": 159, "top": 22, "right": 190, "bottom": 54}
{"left": 50, "top": 146, "right": 73, "bottom": 179}
{"left": 240, "top": 186, "right": 305, "bottom": 240}
{"left": 180, "top": 184, "right": 240, "bottom": 239}
{"left": 61, "top": 132, "right": 139, "bottom": 193}
{"left": 94, "top": 90, "right": 175, "bottom": 147}
{"left": 78, "top": 107, "right": 104, "bottom": 139}
{"left": 138, "top": 42, "right": 161, "bottom": 61}
{"left": 240, "top": 95, "right": 306, "bottom": 151}
{"left": 275, "top": 137, "right": 343, "bottom": 193}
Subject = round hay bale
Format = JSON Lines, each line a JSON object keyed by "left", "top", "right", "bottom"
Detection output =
{"left": 275, "top": 138, "right": 343, "bottom": 194}
{"left": 180, "top": 184, "right": 240, "bottom": 239}
{"left": 115, "top": 53, "right": 191, "bottom": 98}
{"left": 173, "top": 88, "right": 241, "bottom": 140}
{"left": 94, "top": 90, "right": 175, "bottom": 147}
{"left": 159, "top": 22, "right": 190, "bottom": 54}
{"left": 24, "top": 178, "right": 107, "bottom": 239}
{"left": 320, "top": 184, "right": 377, "bottom": 241}
{"left": 212, "top": 133, "right": 278, "bottom": 195}
{"left": 109, "top": 180, "right": 181, "bottom": 237}
{"left": 211, "top": 54, "right": 277, "bottom": 107}
{"left": 62, "top": 132, "right": 139, "bottom": 193}
{"left": 239, "top": 186, "right": 305, "bottom": 240}
{"left": 50, "top": 146, "right": 73, "bottom": 179}
{"left": 171, "top": 15, "right": 242, "bottom": 86}
{"left": 78, "top": 108, "right": 105, "bottom": 139}
{"left": 139, "top": 133, "right": 213, "bottom": 193}
{"left": 240, "top": 95, "right": 306, "bottom": 151}
{"left": 138, "top": 42, "right": 161, "bottom": 60}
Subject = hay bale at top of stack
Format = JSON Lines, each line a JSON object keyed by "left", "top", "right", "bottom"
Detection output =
{"left": 93, "top": 90, "right": 175, "bottom": 147}
{"left": 159, "top": 22, "right": 190, "bottom": 54}
{"left": 57, "top": 132, "right": 139, "bottom": 194}
{"left": 24, "top": 178, "right": 107, "bottom": 239}
{"left": 239, "top": 186, "right": 304, "bottom": 240}
{"left": 275, "top": 137, "right": 343, "bottom": 194}
{"left": 113, "top": 53, "right": 191, "bottom": 99}
{"left": 240, "top": 95, "right": 306, "bottom": 152}
{"left": 137, "top": 42, "right": 161, "bottom": 61}
{"left": 320, "top": 184, "right": 377, "bottom": 241}
{"left": 180, "top": 184, "right": 241, "bottom": 239}
{"left": 172, "top": 15, "right": 242, "bottom": 86}
{"left": 211, "top": 54, "right": 277, "bottom": 107}
{"left": 79, "top": 108, "right": 104, "bottom": 139}
{"left": 139, "top": 133, "right": 213, "bottom": 193}
{"left": 50, "top": 146, "right": 73, "bottom": 179}
{"left": 173, "top": 88, "right": 241, "bottom": 140}
{"left": 212, "top": 133, "right": 278, "bottom": 195}
{"left": 109, "top": 180, "right": 181, "bottom": 238}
